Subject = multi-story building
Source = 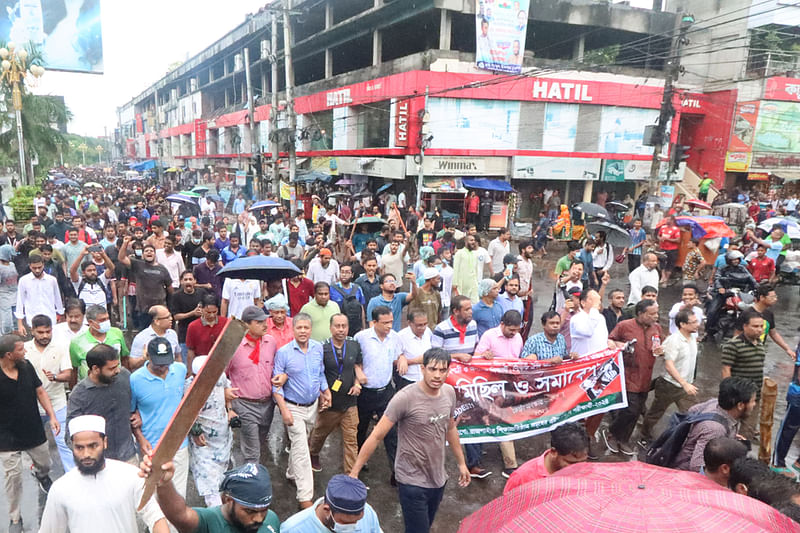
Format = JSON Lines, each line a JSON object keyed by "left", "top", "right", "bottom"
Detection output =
{"left": 116, "top": 0, "right": 685, "bottom": 221}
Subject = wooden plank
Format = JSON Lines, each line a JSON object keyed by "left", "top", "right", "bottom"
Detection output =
{"left": 138, "top": 318, "right": 247, "bottom": 510}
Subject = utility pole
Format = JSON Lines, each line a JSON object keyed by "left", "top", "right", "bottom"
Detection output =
{"left": 415, "top": 87, "right": 430, "bottom": 210}
{"left": 283, "top": 0, "right": 297, "bottom": 216}
{"left": 647, "top": 12, "right": 693, "bottom": 195}
{"left": 244, "top": 46, "right": 261, "bottom": 198}
{"left": 270, "top": 12, "right": 280, "bottom": 196}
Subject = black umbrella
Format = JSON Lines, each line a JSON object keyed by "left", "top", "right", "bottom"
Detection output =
{"left": 572, "top": 202, "right": 609, "bottom": 219}
{"left": 605, "top": 201, "right": 629, "bottom": 212}
{"left": 217, "top": 255, "right": 301, "bottom": 282}
{"left": 586, "top": 220, "right": 631, "bottom": 248}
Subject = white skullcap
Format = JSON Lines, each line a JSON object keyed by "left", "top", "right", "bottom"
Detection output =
{"left": 68, "top": 415, "right": 106, "bottom": 437}
{"left": 192, "top": 355, "right": 209, "bottom": 375}
{"left": 423, "top": 267, "right": 440, "bottom": 281}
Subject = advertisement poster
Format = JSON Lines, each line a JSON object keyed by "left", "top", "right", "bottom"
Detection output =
{"left": 448, "top": 349, "right": 627, "bottom": 444}
{"left": 235, "top": 170, "right": 246, "bottom": 187}
{"left": 489, "top": 202, "right": 508, "bottom": 230}
{"left": 724, "top": 151, "right": 752, "bottom": 172}
{"left": 753, "top": 101, "right": 800, "bottom": 153}
{"left": 475, "top": 0, "right": 530, "bottom": 74}
{"left": 0, "top": 0, "right": 103, "bottom": 73}
{"left": 428, "top": 98, "right": 519, "bottom": 150}
{"left": 728, "top": 101, "right": 760, "bottom": 153}
{"left": 599, "top": 107, "right": 658, "bottom": 155}
{"left": 280, "top": 181, "right": 294, "bottom": 201}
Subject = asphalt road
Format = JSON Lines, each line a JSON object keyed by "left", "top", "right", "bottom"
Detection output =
{"left": 2, "top": 242, "right": 799, "bottom": 532}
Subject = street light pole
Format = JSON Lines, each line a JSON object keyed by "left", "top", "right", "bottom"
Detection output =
{"left": 0, "top": 43, "right": 45, "bottom": 186}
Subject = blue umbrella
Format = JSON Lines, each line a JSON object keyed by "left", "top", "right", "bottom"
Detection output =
{"left": 207, "top": 193, "right": 224, "bottom": 203}
{"left": 250, "top": 200, "right": 281, "bottom": 211}
{"left": 54, "top": 178, "right": 79, "bottom": 187}
{"left": 53, "top": 172, "right": 67, "bottom": 179}
{"left": 166, "top": 193, "right": 198, "bottom": 205}
{"left": 217, "top": 255, "right": 301, "bottom": 282}
{"left": 376, "top": 183, "right": 393, "bottom": 194}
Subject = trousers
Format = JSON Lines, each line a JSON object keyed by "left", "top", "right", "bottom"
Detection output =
{"left": 641, "top": 377, "right": 695, "bottom": 439}
{"left": 1, "top": 442, "right": 51, "bottom": 522}
{"left": 773, "top": 396, "right": 800, "bottom": 467}
{"left": 609, "top": 391, "right": 649, "bottom": 443}
{"left": 232, "top": 398, "right": 276, "bottom": 465}
{"left": 357, "top": 387, "right": 397, "bottom": 472}
{"left": 308, "top": 406, "right": 359, "bottom": 473}
{"left": 286, "top": 401, "right": 318, "bottom": 502}
{"left": 398, "top": 482, "right": 446, "bottom": 533}
{"left": 42, "top": 406, "right": 75, "bottom": 472}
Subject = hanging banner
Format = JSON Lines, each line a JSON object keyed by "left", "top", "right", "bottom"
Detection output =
{"left": 475, "top": 0, "right": 530, "bottom": 74}
{"left": 280, "top": 180, "right": 294, "bottom": 201}
{"left": 728, "top": 101, "right": 759, "bottom": 153}
{"left": 448, "top": 348, "right": 627, "bottom": 444}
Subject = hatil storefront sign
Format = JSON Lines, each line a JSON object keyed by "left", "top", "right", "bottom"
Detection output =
{"left": 765, "top": 77, "right": 800, "bottom": 102}
{"left": 394, "top": 100, "right": 410, "bottom": 147}
{"left": 531, "top": 80, "right": 593, "bottom": 102}
{"left": 724, "top": 151, "right": 752, "bottom": 172}
{"left": 326, "top": 88, "right": 352, "bottom": 107}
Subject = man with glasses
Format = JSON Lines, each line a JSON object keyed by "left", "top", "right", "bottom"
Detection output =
{"left": 129, "top": 305, "right": 180, "bottom": 368}
{"left": 185, "top": 294, "right": 228, "bottom": 375}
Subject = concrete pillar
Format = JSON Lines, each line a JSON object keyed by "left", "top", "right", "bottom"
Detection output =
{"left": 439, "top": 9, "right": 452, "bottom": 50}
{"left": 573, "top": 34, "right": 585, "bottom": 62}
{"left": 582, "top": 179, "right": 594, "bottom": 203}
{"left": 325, "top": 0, "right": 333, "bottom": 29}
{"left": 325, "top": 48, "right": 333, "bottom": 78}
{"left": 373, "top": 30, "right": 382, "bottom": 66}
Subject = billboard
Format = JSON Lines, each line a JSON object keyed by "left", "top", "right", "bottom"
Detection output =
{"left": 753, "top": 100, "right": 800, "bottom": 153}
{"left": 599, "top": 107, "right": 658, "bottom": 155}
{"left": 428, "top": 97, "right": 519, "bottom": 150}
{"left": 475, "top": 0, "right": 530, "bottom": 74}
{"left": 728, "top": 101, "right": 759, "bottom": 153}
{"left": 0, "top": 0, "right": 104, "bottom": 73}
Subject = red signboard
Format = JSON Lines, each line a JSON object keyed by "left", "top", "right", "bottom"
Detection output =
{"left": 764, "top": 77, "right": 800, "bottom": 102}
{"left": 135, "top": 113, "right": 144, "bottom": 134}
{"left": 394, "top": 99, "right": 410, "bottom": 147}
{"left": 729, "top": 101, "right": 760, "bottom": 153}
{"left": 126, "top": 139, "right": 136, "bottom": 159}
{"left": 194, "top": 120, "right": 207, "bottom": 157}
{"left": 748, "top": 172, "right": 770, "bottom": 181}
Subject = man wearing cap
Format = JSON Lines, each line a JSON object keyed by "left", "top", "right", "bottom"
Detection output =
{"left": 307, "top": 247, "right": 340, "bottom": 286}
{"left": 265, "top": 293, "right": 294, "bottom": 348}
{"left": 227, "top": 305, "right": 278, "bottom": 465}
{"left": 408, "top": 267, "right": 442, "bottom": 331}
{"left": 143, "top": 459, "right": 281, "bottom": 533}
{"left": 282, "top": 474, "right": 381, "bottom": 532}
{"left": 130, "top": 337, "right": 191, "bottom": 498}
{"left": 0, "top": 334, "right": 59, "bottom": 533}
{"left": 272, "top": 313, "right": 332, "bottom": 508}
{"left": 39, "top": 415, "right": 169, "bottom": 533}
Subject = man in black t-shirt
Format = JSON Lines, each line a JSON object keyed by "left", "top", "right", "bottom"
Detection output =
{"left": 737, "top": 284, "right": 795, "bottom": 359}
{"left": 416, "top": 217, "right": 437, "bottom": 249}
{"left": 0, "top": 334, "right": 60, "bottom": 532}
{"left": 308, "top": 314, "right": 364, "bottom": 474}
{"left": 118, "top": 237, "right": 174, "bottom": 330}
{"left": 169, "top": 271, "right": 208, "bottom": 364}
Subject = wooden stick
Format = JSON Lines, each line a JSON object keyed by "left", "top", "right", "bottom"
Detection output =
{"left": 759, "top": 377, "right": 777, "bottom": 464}
{"left": 138, "top": 318, "right": 247, "bottom": 509}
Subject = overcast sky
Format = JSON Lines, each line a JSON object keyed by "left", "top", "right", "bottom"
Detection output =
{"left": 31, "top": 0, "right": 267, "bottom": 137}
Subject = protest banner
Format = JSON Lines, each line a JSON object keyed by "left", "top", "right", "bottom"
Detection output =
{"left": 448, "top": 348, "right": 627, "bottom": 444}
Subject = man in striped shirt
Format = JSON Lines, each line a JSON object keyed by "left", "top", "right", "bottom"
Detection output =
{"left": 431, "top": 295, "right": 490, "bottom": 479}
{"left": 721, "top": 309, "right": 766, "bottom": 441}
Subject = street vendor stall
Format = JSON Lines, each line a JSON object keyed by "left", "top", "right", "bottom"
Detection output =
{"left": 462, "top": 178, "right": 513, "bottom": 230}
{"left": 421, "top": 177, "right": 468, "bottom": 225}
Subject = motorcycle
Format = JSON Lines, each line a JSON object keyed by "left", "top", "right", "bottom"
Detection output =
{"left": 709, "top": 287, "right": 755, "bottom": 342}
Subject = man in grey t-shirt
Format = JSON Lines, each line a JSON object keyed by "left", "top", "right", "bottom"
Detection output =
{"left": 349, "top": 348, "right": 470, "bottom": 533}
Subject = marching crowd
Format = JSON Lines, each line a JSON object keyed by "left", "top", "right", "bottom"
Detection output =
{"left": 2, "top": 178, "right": 800, "bottom": 532}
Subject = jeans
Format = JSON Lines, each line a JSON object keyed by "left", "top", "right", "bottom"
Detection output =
{"left": 41, "top": 407, "right": 74, "bottom": 472}
{"left": 179, "top": 343, "right": 188, "bottom": 365}
{"left": 773, "top": 395, "right": 800, "bottom": 467}
{"left": 465, "top": 443, "right": 483, "bottom": 469}
{"left": 397, "top": 482, "right": 446, "bottom": 533}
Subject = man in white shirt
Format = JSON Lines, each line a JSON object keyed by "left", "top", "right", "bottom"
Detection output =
{"left": 396, "top": 310, "right": 432, "bottom": 390}
{"left": 569, "top": 289, "right": 610, "bottom": 356}
{"left": 25, "top": 315, "right": 73, "bottom": 472}
{"left": 487, "top": 228, "right": 511, "bottom": 275}
{"left": 128, "top": 306, "right": 181, "bottom": 365}
{"left": 220, "top": 278, "right": 261, "bottom": 319}
{"left": 16, "top": 255, "right": 64, "bottom": 336}
{"left": 628, "top": 252, "right": 660, "bottom": 305}
{"left": 640, "top": 308, "right": 700, "bottom": 442}
{"left": 155, "top": 236, "right": 185, "bottom": 289}
{"left": 306, "top": 248, "right": 340, "bottom": 285}
{"left": 38, "top": 415, "right": 168, "bottom": 533}
{"left": 668, "top": 284, "right": 705, "bottom": 337}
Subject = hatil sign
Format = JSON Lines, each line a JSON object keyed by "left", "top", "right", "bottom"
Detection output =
{"left": 531, "top": 80, "right": 592, "bottom": 102}
{"left": 326, "top": 88, "right": 352, "bottom": 107}
{"left": 394, "top": 100, "right": 409, "bottom": 147}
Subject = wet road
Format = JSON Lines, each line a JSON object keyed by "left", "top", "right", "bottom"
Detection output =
{"left": 3, "top": 241, "right": 800, "bottom": 532}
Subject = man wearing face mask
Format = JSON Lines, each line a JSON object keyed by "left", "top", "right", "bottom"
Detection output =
{"left": 15, "top": 255, "right": 64, "bottom": 337}
{"left": 119, "top": 237, "right": 174, "bottom": 330}
{"left": 69, "top": 305, "right": 130, "bottom": 382}
{"left": 281, "top": 474, "right": 380, "bottom": 532}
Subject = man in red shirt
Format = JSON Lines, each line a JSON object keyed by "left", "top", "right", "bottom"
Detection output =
{"left": 503, "top": 423, "right": 588, "bottom": 494}
{"left": 602, "top": 298, "right": 664, "bottom": 456}
{"left": 657, "top": 215, "right": 681, "bottom": 284}
{"left": 185, "top": 293, "right": 228, "bottom": 373}
{"left": 287, "top": 268, "right": 314, "bottom": 317}
{"left": 747, "top": 244, "right": 775, "bottom": 283}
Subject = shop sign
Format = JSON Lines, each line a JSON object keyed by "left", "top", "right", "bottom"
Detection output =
{"left": 394, "top": 100, "right": 410, "bottom": 147}
{"left": 724, "top": 151, "right": 752, "bottom": 172}
{"left": 750, "top": 152, "right": 800, "bottom": 170}
{"left": 728, "top": 101, "right": 759, "bottom": 153}
{"left": 512, "top": 156, "right": 601, "bottom": 180}
{"left": 194, "top": 120, "right": 207, "bottom": 157}
{"left": 407, "top": 156, "right": 508, "bottom": 176}
{"left": 326, "top": 88, "right": 352, "bottom": 107}
{"left": 235, "top": 170, "right": 246, "bottom": 186}
{"left": 747, "top": 172, "right": 770, "bottom": 181}
{"left": 336, "top": 157, "right": 405, "bottom": 179}
{"left": 764, "top": 77, "right": 800, "bottom": 102}
{"left": 601, "top": 160, "right": 679, "bottom": 182}
{"left": 310, "top": 156, "right": 339, "bottom": 176}
{"left": 531, "top": 80, "right": 593, "bottom": 102}
{"left": 422, "top": 177, "right": 466, "bottom": 193}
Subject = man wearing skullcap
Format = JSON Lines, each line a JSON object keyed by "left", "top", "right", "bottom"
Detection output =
{"left": 281, "top": 474, "right": 381, "bottom": 532}
{"left": 472, "top": 278, "right": 504, "bottom": 338}
{"left": 142, "top": 460, "right": 280, "bottom": 533}
{"left": 39, "top": 415, "right": 169, "bottom": 533}
{"left": 265, "top": 293, "right": 294, "bottom": 348}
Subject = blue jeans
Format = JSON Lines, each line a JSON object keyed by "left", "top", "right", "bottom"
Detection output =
{"left": 41, "top": 406, "right": 74, "bottom": 472}
{"left": 397, "top": 482, "right": 445, "bottom": 533}
{"left": 465, "top": 443, "right": 483, "bottom": 469}
{"left": 179, "top": 343, "right": 188, "bottom": 365}
{"left": 773, "top": 393, "right": 800, "bottom": 467}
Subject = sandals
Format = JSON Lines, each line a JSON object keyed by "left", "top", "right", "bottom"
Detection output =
{"left": 770, "top": 465, "right": 800, "bottom": 481}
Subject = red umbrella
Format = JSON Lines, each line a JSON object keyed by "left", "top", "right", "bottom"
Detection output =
{"left": 458, "top": 461, "right": 800, "bottom": 533}
{"left": 686, "top": 198, "right": 713, "bottom": 210}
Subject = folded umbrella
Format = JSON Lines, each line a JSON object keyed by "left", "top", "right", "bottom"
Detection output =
{"left": 217, "top": 255, "right": 301, "bottom": 282}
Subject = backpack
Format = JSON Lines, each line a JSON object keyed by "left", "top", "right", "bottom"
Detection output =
{"left": 644, "top": 411, "right": 727, "bottom": 467}
{"left": 331, "top": 284, "right": 363, "bottom": 336}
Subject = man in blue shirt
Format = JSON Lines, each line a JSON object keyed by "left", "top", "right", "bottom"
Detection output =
{"left": 366, "top": 273, "right": 416, "bottom": 331}
{"left": 472, "top": 278, "right": 504, "bottom": 338}
{"left": 213, "top": 224, "right": 230, "bottom": 253}
{"left": 130, "top": 337, "right": 189, "bottom": 498}
{"left": 272, "top": 313, "right": 332, "bottom": 509}
{"left": 329, "top": 264, "right": 366, "bottom": 335}
{"left": 578, "top": 238, "right": 598, "bottom": 289}
{"left": 220, "top": 234, "right": 246, "bottom": 265}
{"left": 281, "top": 474, "right": 381, "bottom": 532}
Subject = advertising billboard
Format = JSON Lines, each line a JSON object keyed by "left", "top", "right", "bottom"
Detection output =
{"left": 728, "top": 101, "right": 759, "bottom": 153}
{"left": 428, "top": 97, "right": 519, "bottom": 151}
{"left": 599, "top": 107, "right": 657, "bottom": 155}
{"left": 0, "top": 0, "right": 103, "bottom": 73}
{"left": 475, "top": 0, "right": 530, "bottom": 74}
{"left": 753, "top": 100, "right": 800, "bottom": 153}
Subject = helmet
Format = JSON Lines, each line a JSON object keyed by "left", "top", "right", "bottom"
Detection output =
{"left": 725, "top": 250, "right": 744, "bottom": 263}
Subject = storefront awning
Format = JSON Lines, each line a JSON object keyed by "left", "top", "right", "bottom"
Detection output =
{"left": 462, "top": 178, "right": 513, "bottom": 192}
{"left": 128, "top": 160, "right": 156, "bottom": 171}
{"left": 291, "top": 170, "right": 334, "bottom": 184}
{"left": 772, "top": 171, "right": 800, "bottom": 182}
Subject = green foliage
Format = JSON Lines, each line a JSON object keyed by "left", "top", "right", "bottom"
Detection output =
{"left": 583, "top": 44, "right": 621, "bottom": 66}
{"left": 8, "top": 185, "right": 39, "bottom": 221}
